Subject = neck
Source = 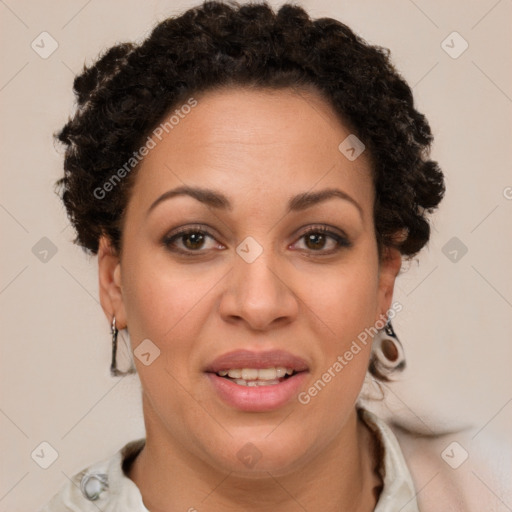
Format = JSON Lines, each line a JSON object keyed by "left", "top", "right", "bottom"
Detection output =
{"left": 127, "top": 397, "right": 382, "bottom": 512}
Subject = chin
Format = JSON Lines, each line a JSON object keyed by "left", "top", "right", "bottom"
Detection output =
{"left": 200, "top": 431, "right": 313, "bottom": 477}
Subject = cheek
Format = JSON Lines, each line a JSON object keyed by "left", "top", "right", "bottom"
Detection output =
{"left": 298, "top": 275, "right": 376, "bottom": 430}
{"left": 301, "top": 257, "right": 379, "bottom": 404}
{"left": 121, "top": 252, "right": 225, "bottom": 385}
{"left": 123, "top": 251, "right": 211, "bottom": 340}
{"left": 121, "top": 257, "right": 209, "bottom": 403}
{"left": 310, "top": 261, "right": 380, "bottom": 345}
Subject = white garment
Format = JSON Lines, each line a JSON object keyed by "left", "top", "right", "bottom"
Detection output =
{"left": 39, "top": 408, "right": 419, "bottom": 511}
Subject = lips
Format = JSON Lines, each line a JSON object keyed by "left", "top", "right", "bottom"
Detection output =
{"left": 204, "top": 349, "right": 309, "bottom": 373}
{"left": 204, "top": 349, "right": 310, "bottom": 412}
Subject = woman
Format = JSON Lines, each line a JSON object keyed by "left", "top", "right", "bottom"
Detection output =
{"left": 40, "top": 2, "right": 507, "bottom": 510}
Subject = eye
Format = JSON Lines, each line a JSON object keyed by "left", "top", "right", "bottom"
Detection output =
{"left": 292, "top": 225, "right": 351, "bottom": 253}
{"left": 162, "top": 224, "right": 351, "bottom": 256}
{"left": 162, "top": 225, "right": 223, "bottom": 254}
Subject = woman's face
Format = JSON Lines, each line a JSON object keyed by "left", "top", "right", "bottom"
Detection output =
{"left": 99, "top": 86, "right": 401, "bottom": 475}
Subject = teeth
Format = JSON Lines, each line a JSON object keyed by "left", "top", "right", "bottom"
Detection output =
{"left": 220, "top": 367, "right": 294, "bottom": 381}
{"left": 241, "top": 368, "right": 259, "bottom": 380}
{"left": 234, "top": 379, "right": 281, "bottom": 386}
{"left": 276, "top": 368, "right": 287, "bottom": 378}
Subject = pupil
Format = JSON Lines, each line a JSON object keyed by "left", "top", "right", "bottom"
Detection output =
{"left": 306, "top": 233, "right": 324, "bottom": 250}
{"left": 184, "top": 232, "right": 204, "bottom": 249}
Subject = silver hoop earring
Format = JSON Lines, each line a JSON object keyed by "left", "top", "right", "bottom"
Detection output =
{"left": 110, "top": 316, "right": 136, "bottom": 377}
{"left": 370, "top": 321, "right": 406, "bottom": 379}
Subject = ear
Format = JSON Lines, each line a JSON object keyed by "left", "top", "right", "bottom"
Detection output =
{"left": 375, "top": 245, "right": 402, "bottom": 323}
{"left": 98, "top": 235, "right": 127, "bottom": 329}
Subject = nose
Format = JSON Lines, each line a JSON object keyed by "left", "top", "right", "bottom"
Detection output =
{"left": 218, "top": 247, "right": 299, "bottom": 332}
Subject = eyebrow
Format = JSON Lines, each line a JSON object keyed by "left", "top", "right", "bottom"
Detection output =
{"left": 147, "top": 185, "right": 363, "bottom": 218}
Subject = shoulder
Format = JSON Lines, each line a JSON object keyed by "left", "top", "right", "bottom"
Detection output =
{"left": 38, "top": 439, "right": 146, "bottom": 512}
{"left": 391, "top": 423, "right": 512, "bottom": 512}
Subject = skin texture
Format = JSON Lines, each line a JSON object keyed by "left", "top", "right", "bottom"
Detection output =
{"left": 98, "top": 87, "right": 402, "bottom": 511}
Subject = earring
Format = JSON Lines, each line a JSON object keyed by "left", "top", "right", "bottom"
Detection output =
{"left": 110, "top": 316, "right": 136, "bottom": 377}
{"left": 369, "top": 320, "right": 406, "bottom": 380}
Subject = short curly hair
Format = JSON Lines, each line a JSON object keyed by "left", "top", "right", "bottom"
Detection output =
{"left": 55, "top": 0, "right": 444, "bottom": 260}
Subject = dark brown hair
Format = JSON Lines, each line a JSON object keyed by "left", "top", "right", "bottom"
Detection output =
{"left": 55, "top": 0, "right": 444, "bottom": 259}
{"left": 55, "top": 1, "right": 445, "bottom": 381}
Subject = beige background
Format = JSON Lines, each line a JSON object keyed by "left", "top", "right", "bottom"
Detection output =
{"left": 1, "top": 0, "right": 511, "bottom": 510}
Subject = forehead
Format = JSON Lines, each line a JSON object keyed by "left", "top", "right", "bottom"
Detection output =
{"left": 127, "top": 87, "right": 374, "bottom": 218}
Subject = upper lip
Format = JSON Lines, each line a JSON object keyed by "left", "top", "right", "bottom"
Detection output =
{"left": 204, "top": 350, "right": 309, "bottom": 373}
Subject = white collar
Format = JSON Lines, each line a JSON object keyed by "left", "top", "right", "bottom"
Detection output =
{"left": 359, "top": 408, "right": 420, "bottom": 512}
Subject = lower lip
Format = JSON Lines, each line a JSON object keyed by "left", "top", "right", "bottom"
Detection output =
{"left": 206, "top": 372, "right": 308, "bottom": 412}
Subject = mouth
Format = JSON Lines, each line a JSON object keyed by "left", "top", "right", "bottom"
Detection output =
{"left": 213, "top": 366, "right": 303, "bottom": 387}
{"left": 204, "top": 350, "right": 309, "bottom": 411}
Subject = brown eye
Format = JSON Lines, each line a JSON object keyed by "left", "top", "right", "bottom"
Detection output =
{"left": 163, "top": 226, "right": 221, "bottom": 255}
{"left": 304, "top": 232, "right": 328, "bottom": 250}
{"left": 181, "top": 231, "right": 206, "bottom": 250}
{"left": 294, "top": 226, "right": 351, "bottom": 254}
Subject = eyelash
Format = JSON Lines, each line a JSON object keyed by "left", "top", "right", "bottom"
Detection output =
{"left": 162, "top": 224, "right": 352, "bottom": 256}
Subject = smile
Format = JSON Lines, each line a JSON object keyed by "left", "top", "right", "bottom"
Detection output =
{"left": 216, "top": 367, "right": 296, "bottom": 386}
